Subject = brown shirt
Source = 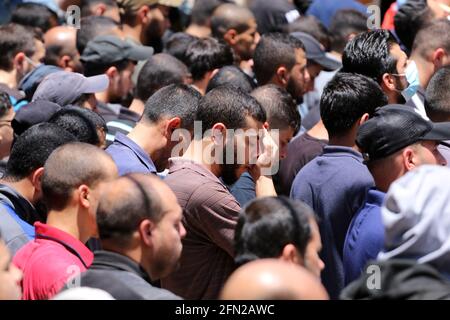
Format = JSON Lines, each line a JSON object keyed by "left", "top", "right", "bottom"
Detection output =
{"left": 161, "top": 158, "right": 240, "bottom": 300}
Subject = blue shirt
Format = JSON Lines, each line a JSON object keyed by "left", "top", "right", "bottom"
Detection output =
{"left": 343, "top": 188, "right": 385, "bottom": 285}
{"left": 307, "top": 0, "right": 368, "bottom": 27}
{"left": 106, "top": 132, "right": 157, "bottom": 176}
{"left": 290, "top": 145, "right": 374, "bottom": 298}
{"left": 229, "top": 172, "right": 256, "bottom": 207}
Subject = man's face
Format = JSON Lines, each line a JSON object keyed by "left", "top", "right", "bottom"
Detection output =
{"left": 233, "top": 19, "right": 259, "bottom": 61}
{"left": 0, "top": 107, "right": 15, "bottom": 159}
{"left": 143, "top": 5, "right": 171, "bottom": 44}
{"left": 388, "top": 43, "right": 409, "bottom": 102}
{"left": 0, "top": 240, "right": 22, "bottom": 300}
{"left": 286, "top": 48, "right": 310, "bottom": 102}
{"left": 413, "top": 140, "right": 447, "bottom": 166}
{"left": 303, "top": 219, "right": 325, "bottom": 278}
{"left": 275, "top": 127, "right": 295, "bottom": 160}
{"left": 304, "top": 62, "right": 323, "bottom": 93}
{"left": 110, "top": 62, "right": 135, "bottom": 104}
{"left": 150, "top": 185, "right": 186, "bottom": 279}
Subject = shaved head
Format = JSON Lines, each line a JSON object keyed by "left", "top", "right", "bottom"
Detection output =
{"left": 44, "top": 26, "right": 82, "bottom": 72}
{"left": 211, "top": 4, "right": 255, "bottom": 39}
{"left": 220, "top": 259, "right": 329, "bottom": 300}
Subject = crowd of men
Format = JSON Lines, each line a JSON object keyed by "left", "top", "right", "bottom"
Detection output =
{"left": 1, "top": 0, "right": 450, "bottom": 301}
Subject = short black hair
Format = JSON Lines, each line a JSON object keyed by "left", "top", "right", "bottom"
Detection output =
{"left": 82, "top": 58, "right": 131, "bottom": 77}
{"left": 136, "top": 54, "right": 189, "bottom": 102}
{"left": 251, "top": 84, "right": 301, "bottom": 135}
{"left": 411, "top": 19, "right": 450, "bottom": 60}
{"left": 48, "top": 106, "right": 106, "bottom": 146}
{"left": 5, "top": 123, "right": 77, "bottom": 181}
{"left": 76, "top": 16, "right": 120, "bottom": 54}
{"left": 190, "top": 0, "right": 229, "bottom": 26}
{"left": 195, "top": 85, "right": 266, "bottom": 136}
{"left": 328, "top": 9, "right": 368, "bottom": 54}
{"left": 206, "top": 65, "right": 256, "bottom": 93}
{"left": 234, "top": 196, "right": 314, "bottom": 266}
{"left": 253, "top": 33, "right": 305, "bottom": 85}
{"left": 80, "top": 0, "right": 117, "bottom": 17}
{"left": 394, "top": 0, "right": 435, "bottom": 53}
{"left": 97, "top": 173, "right": 164, "bottom": 247}
{"left": 320, "top": 72, "right": 387, "bottom": 138}
{"left": 164, "top": 32, "right": 198, "bottom": 66}
{"left": 186, "top": 37, "right": 234, "bottom": 81}
{"left": 10, "top": 3, "right": 57, "bottom": 33}
{"left": 342, "top": 29, "right": 399, "bottom": 84}
{"left": 0, "top": 23, "right": 38, "bottom": 71}
{"left": 0, "top": 92, "right": 12, "bottom": 118}
{"left": 425, "top": 66, "right": 450, "bottom": 121}
{"left": 41, "top": 142, "right": 114, "bottom": 211}
{"left": 287, "top": 16, "right": 330, "bottom": 51}
{"left": 142, "top": 84, "right": 201, "bottom": 131}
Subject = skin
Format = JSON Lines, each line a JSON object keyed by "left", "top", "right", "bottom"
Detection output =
{"left": 382, "top": 43, "right": 409, "bottom": 104}
{"left": 0, "top": 107, "right": 15, "bottom": 159}
{"left": 303, "top": 219, "right": 325, "bottom": 278}
{"left": 220, "top": 259, "right": 329, "bottom": 300}
{"left": 285, "top": 48, "right": 310, "bottom": 101}
{"left": 44, "top": 26, "right": 82, "bottom": 73}
{"left": 97, "top": 62, "right": 135, "bottom": 105}
{"left": 0, "top": 240, "right": 22, "bottom": 300}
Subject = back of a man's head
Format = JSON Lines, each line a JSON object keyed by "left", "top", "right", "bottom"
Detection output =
{"left": 191, "top": 0, "right": 229, "bottom": 26}
{"left": 76, "top": 16, "right": 121, "bottom": 54}
{"left": 425, "top": 65, "right": 450, "bottom": 122}
{"left": 0, "top": 23, "right": 38, "bottom": 72}
{"left": 328, "top": 9, "right": 368, "bottom": 54}
{"left": 211, "top": 3, "right": 255, "bottom": 39}
{"left": 80, "top": 0, "right": 118, "bottom": 17}
{"left": 234, "top": 197, "right": 313, "bottom": 266}
{"left": 220, "top": 259, "right": 329, "bottom": 300}
{"left": 195, "top": 85, "right": 266, "bottom": 137}
{"left": 251, "top": 84, "right": 300, "bottom": 134}
{"left": 136, "top": 54, "right": 190, "bottom": 102}
{"left": 253, "top": 33, "right": 305, "bottom": 85}
{"left": 320, "top": 72, "right": 387, "bottom": 139}
{"left": 41, "top": 142, "right": 117, "bottom": 211}
{"left": 10, "top": 2, "right": 58, "bottom": 33}
{"left": 186, "top": 37, "right": 234, "bottom": 81}
{"left": 142, "top": 84, "right": 201, "bottom": 132}
{"left": 342, "top": 29, "right": 399, "bottom": 84}
{"left": 287, "top": 15, "right": 330, "bottom": 51}
{"left": 206, "top": 65, "right": 256, "bottom": 93}
{"left": 411, "top": 19, "right": 450, "bottom": 61}
{"left": 164, "top": 32, "right": 198, "bottom": 66}
{"left": 5, "top": 123, "right": 77, "bottom": 181}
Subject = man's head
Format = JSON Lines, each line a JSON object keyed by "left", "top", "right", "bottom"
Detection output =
{"left": 136, "top": 53, "right": 191, "bottom": 103}
{"left": 253, "top": 33, "right": 310, "bottom": 102}
{"left": 41, "top": 142, "right": 118, "bottom": 239}
{"left": 97, "top": 173, "right": 186, "bottom": 280}
{"left": 206, "top": 65, "right": 256, "bottom": 93}
{"left": 342, "top": 29, "right": 410, "bottom": 104}
{"left": 163, "top": 32, "right": 198, "bottom": 66}
{"left": 44, "top": 26, "right": 82, "bottom": 73}
{"left": 80, "top": 35, "right": 153, "bottom": 104}
{"left": 251, "top": 85, "right": 301, "bottom": 160}
{"left": 32, "top": 71, "right": 109, "bottom": 111}
{"left": 116, "top": 0, "right": 181, "bottom": 45}
{"left": 140, "top": 84, "right": 201, "bottom": 171}
{"left": 328, "top": 9, "right": 368, "bottom": 55}
{"left": 235, "top": 196, "right": 324, "bottom": 277}
{"left": 320, "top": 72, "right": 388, "bottom": 142}
{"left": 49, "top": 106, "right": 107, "bottom": 149}
{"left": 425, "top": 65, "right": 450, "bottom": 121}
{"left": 76, "top": 16, "right": 123, "bottom": 55}
{"left": 356, "top": 104, "right": 449, "bottom": 191}
{"left": 211, "top": 3, "right": 259, "bottom": 62}
{"left": 220, "top": 259, "right": 328, "bottom": 300}
{"left": 410, "top": 19, "right": 450, "bottom": 88}
{"left": 0, "top": 232, "right": 22, "bottom": 300}
{"left": 10, "top": 2, "right": 58, "bottom": 33}
{"left": 185, "top": 37, "right": 234, "bottom": 89}
{"left": 80, "top": 0, "right": 120, "bottom": 22}
{"left": 194, "top": 85, "right": 266, "bottom": 185}
{"left": 0, "top": 92, "right": 15, "bottom": 159}
{"left": 287, "top": 15, "right": 330, "bottom": 51}
{"left": 0, "top": 24, "right": 45, "bottom": 87}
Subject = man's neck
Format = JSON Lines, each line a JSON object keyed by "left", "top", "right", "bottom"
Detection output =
{"left": 182, "top": 139, "right": 220, "bottom": 177}
{"left": 123, "top": 24, "right": 143, "bottom": 45}
{"left": 95, "top": 90, "right": 110, "bottom": 104}
{"left": 0, "top": 70, "right": 18, "bottom": 89}
{"left": 328, "top": 135, "right": 359, "bottom": 151}
{"left": 127, "top": 122, "right": 166, "bottom": 161}
{"left": 1, "top": 178, "right": 35, "bottom": 205}
{"left": 307, "top": 119, "right": 329, "bottom": 141}
{"left": 129, "top": 99, "right": 145, "bottom": 116}
{"left": 192, "top": 79, "right": 208, "bottom": 96}
{"left": 46, "top": 208, "right": 89, "bottom": 243}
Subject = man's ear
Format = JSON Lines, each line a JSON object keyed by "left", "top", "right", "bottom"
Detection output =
{"left": 276, "top": 66, "right": 288, "bottom": 87}
{"left": 263, "top": 121, "right": 270, "bottom": 130}
{"left": 138, "top": 219, "right": 155, "bottom": 247}
{"left": 280, "top": 243, "right": 304, "bottom": 265}
{"left": 381, "top": 73, "right": 396, "bottom": 91}
{"left": 137, "top": 5, "right": 151, "bottom": 24}
{"left": 59, "top": 55, "right": 72, "bottom": 71}
{"left": 94, "top": 3, "right": 107, "bottom": 16}
{"left": 78, "top": 185, "right": 90, "bottom": 209}
{"left": 432, "top": 48, "right": 446, "bottom": 69}
{"left": 105, "top": 66, "right": 118, "bottom": 80}
{"left": 13, "top": 52, "right": 26, "bottom": 74}
{"left": 359, "top": 113, "right": 370, "bottom": 126}
{"left": 165, "top": 117, "right": 181, "bottom": 137}
{"left": 211, "top": 123, "right": 227, "bottom": 146}
{"left": 402, "top": 147, "right": 417, "bottom": 171}
{"left": 223, "top": 29, "right": 238, "bottom": 45}
{"left": 31, "top": 167, "right": 45, "bottom": 193}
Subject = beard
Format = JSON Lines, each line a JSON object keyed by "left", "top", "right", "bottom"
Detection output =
{"left": 220, "top": 143, "right": 241, "bottom": 185}
{"left": 286, "top": 77, "right": 304, "bottom": 104}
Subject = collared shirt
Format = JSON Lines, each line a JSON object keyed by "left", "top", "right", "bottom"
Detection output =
{"left": 13, "top": 222, "right": 94, "bottom": 300}
{"left": 106, "top": 132, "right": 157, "bottom": 176}
{"left": 343, "top": 188, "right": 385, "bottom": 285}
{"left": 161, "top": 158, "right": 240, "bottom": 300}
{"left": 290, "top": 145, "right": 374, "bottom": 299}
{"left": 77, "top": 250, "right": 181, "bottom": 300}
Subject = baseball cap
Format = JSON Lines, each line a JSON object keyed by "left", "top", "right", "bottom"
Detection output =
{"left": 356, "top": 104, "right": 450, "bottom": 162}
{"left": 12, "top": 100, "right": 61, "bottom": 136}
{"left": 81, "top": 35, "right": 154, "bottom": 65}
{"left": 290, "top": 32, "right": 342, "bottom": 72}
{"left": 32, "top": 71, "right": 109, "bottom": 106}
{"left": 116, "top": 0, "right": 183, "bottom": 14}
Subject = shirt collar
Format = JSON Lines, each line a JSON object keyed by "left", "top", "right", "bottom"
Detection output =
{"left": 366, "top": 188, "right": 386, "bottom": 205}
{"left": 34, "top": 222, "right": 93, "bottom": 268}
{"left": 322, "top": 145, "right": 364, "bottom": 161}
{"left": 168, "top": 157, "right": 224, "bottom": 184}
{"left": 114, "top": 132, "right": 157, "bottom": 173}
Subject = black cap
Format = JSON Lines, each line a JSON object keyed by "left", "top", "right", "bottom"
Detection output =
{"left": 290, "top": 32, "right": 342, "bottom": 72}
{"left": 356, "top": 104, "right": 450, "bottom": 162}
{"left": 12, "top": 101, "right": 61, "bottom": 136}
{"left": 80, "top": 35, "right": 154, "bottom": 65}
